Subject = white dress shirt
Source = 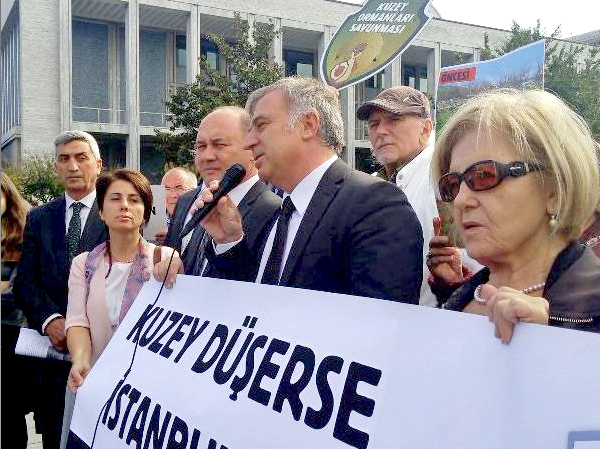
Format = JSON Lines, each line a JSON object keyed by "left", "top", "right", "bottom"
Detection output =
{"left": 104, "top": 261, "right": 133, "bottom": 329}
{"left": 395, "top": 144, "right": 438, "bottom": 307}
{"left": 65, "top": 190, "right": 97, "bottom": 235}
{"left": 255, "top": 156, "right": 338, "bottom": 283}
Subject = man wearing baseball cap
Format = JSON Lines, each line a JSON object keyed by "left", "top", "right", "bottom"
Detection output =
{"left": 357, "top": 86, "right": 437, "bottom": 306}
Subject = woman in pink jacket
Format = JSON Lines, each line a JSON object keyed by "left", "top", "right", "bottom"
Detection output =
{"left": 66, "top": 169, "right": 174, "bottom": 393}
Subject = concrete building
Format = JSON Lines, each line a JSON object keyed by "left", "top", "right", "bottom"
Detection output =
{"left": 1, "top": 0, "right": 589, "bottom": 178}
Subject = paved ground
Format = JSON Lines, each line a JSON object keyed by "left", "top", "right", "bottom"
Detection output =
{"left": 26, "top": 413, "right": 42, "bottom": 449}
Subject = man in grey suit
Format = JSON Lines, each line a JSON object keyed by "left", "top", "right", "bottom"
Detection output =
{"left": 14, "top": 131, "right": 106, "bottom": 449}
{"left": 164, "top": 106, "right": 281, "bottom": 277}
{"left": 161, "top": 78, "right": 423, "bottom": 303}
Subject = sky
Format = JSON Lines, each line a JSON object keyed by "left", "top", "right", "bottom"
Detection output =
{"left": 342, "top": 0, "right": 599, "bottom": 38}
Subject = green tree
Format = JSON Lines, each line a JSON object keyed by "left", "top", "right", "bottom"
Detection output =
{"left": 4, "top": 155, "right": 64, "bottom": 205}
{"left": 481, "top": 20, "right": 600, "bottom": 139}
{"left": 155, "top": 13, "right": 284, "bottom": 167}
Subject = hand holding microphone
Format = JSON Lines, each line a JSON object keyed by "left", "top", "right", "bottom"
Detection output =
{"left": 179, "top": 164, "right": 246, "bottom": 243}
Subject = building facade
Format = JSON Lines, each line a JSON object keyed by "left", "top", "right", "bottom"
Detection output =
{"left": 1, "top": 0, "right": 543, "bottom": 179}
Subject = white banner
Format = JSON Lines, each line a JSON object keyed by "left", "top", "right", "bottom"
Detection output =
{"left": 70, "top": 276, "right": 600, "bottom": 449}
{"left": 142, "top": 185, "right": 167, "bottom": 242}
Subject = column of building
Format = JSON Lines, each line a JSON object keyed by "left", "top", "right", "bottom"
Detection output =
{"left": 59, "top": 0, "right": 72, "bottom": 132}
{"left": 187, "top": 5, "right": 201, "bottom": 83}
{"left": 125, "top": 0, "right": 140, "bottom": 170}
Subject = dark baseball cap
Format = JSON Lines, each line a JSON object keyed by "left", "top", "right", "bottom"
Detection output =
{"left": 357, "top": 86, "right": 431, "bottom": 120}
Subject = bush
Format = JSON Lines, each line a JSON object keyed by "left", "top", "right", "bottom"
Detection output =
{"left": 3, "top": 155, "right": 64, "bottom": 206}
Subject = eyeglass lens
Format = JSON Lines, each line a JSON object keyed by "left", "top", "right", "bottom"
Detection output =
{"left": 440, "top": 161, "right": 503, "bottom": 202}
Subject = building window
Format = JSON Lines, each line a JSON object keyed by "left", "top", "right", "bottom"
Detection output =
{"left": 140, "top": 30, "right": 167, "bottom": 127}
{"left": 175, "top": 34, "right": 187, "bottom": 85}
{"left": 1, "top": 16, "right": 20, "bottom": 137}
{"left": 403, "top": 65, "right": 428, "bottom": 93}
{"left": 284, "top": 50, "right": 314, "bottom": 77}
{"left": 72, "top": 20, "right": 129, "bottom": 124}
{"left": 72, "top": 21, "right": 111, "bottom": 123}
{"left": 176, "top": 35, "right": 186, "bottom": 68}
{"left": 201, "top": 38, "right": 219, "bottom": 71}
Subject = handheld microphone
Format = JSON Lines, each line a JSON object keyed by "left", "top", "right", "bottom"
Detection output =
{"left": 178, "top": 164, "right": 246, "bottom": 239}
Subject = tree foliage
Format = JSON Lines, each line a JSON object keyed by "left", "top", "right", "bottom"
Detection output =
{"left": 155, "top": 13, "right": 284, "bottom": 167}
{"left": 481, "top": 20, "right": 600, "bottom": 140}
{"left": 4, "top": 155, "right": 64, "bottom": 206}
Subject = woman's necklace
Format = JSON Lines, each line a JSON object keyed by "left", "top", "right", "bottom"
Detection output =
{"left": 113, "top": 253, "right": 136, "bottom": 263}
{"left": 474, "top": 282, "right": 546, "bottom": 305}
{"left": 585, "top": 235, "right": 600, "bottom": 248}
{"left": 111, "top": 247, "right": 138, "bottom": 263}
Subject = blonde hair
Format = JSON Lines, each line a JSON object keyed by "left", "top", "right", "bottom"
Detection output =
{"left": 432, "top": 89, "right": 599, "bottom": 241}
{"left": 1, "top": 172, "right": 29, "bottom": 261}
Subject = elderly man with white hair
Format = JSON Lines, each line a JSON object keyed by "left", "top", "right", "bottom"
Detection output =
{"left": 161, "top": 167, "right": 198, "bottom": 222}
{"left": 153, "top": 167, "right": 198, "bottom": 244}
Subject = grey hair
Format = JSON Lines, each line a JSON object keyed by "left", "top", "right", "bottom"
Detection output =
{"left": 161, "top": 167, "right": 198, "bottom": 189}
{"left": 54, "top": 130, "right": 101, "bottom": 160}
{"left": 246, "top": 77, "right": 344, "bottom": 154}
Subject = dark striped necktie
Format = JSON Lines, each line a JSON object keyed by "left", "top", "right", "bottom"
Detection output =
{"left": 261, "top": 196, "right": 295, "bottom": 285}
{"left": 66, "top": 202, "right": 84, "bottom": 266}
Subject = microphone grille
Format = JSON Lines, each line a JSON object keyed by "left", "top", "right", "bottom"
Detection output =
{"left": 225, "top": 163, "right": 246, "bottom": 183}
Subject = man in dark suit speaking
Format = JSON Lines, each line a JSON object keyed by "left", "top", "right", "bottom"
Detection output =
{"left": 158, "top": 78, "right": 423, "bottom": 303}
{"left": 163, "top": 106, "right": 281, "bottom": 277}
{"left": 15, "top": 130, "right": 106, "bottom": 449}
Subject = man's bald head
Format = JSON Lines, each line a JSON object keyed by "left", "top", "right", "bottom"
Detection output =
{"left": 194, "top": 106, "right": 257, "bottom": 185}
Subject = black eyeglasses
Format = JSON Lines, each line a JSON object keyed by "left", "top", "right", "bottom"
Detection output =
{"left": 439, "top": 160, "right": 545, "bottom": 202}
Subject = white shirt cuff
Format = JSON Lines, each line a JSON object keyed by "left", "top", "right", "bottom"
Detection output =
{"left": 214, "top": 234, "right": 244, "bottom": 255}
{"left": 42, "top": 313, "right": 64, "bottom": 334}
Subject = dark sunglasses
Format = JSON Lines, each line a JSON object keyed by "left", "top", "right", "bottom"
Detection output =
{"left": 439, "top": 160, "right": 545, "bottom": 202}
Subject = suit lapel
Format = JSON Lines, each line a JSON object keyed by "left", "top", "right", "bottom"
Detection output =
{"left": 238, "top": 180, "right": 265, "bottom": 218}
{"left": 50, "top": 198, "right": 68, "bottom": 273}
{"left": 79, "top": 200, "right": 104, "bottom": 251}
{"left": 279, "top": 160, "right": 349, "bottom": 284}
{"left": 183, "top": 181, "right": 265, "bottom": 274}
{"left": 180, "top": 187, "right": 202, "bottom": 225}
{"left": 172, "top": 186, "right": 202, "bottom": 239}
{"left": 182, "top": 225, "right": 205, "bottom": 273}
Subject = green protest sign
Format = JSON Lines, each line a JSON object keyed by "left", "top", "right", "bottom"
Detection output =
{"left": 320, "top": 0, "right": 432, "bottom": 89}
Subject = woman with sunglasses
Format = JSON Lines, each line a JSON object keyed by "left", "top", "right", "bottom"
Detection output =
{"left": 430, "top": 89, "right": 600, "bottom": 343}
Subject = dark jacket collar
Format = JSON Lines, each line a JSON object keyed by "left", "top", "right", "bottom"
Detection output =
{"left": 279, "top": 159, "right": 349, "bottom": 284}
{"left": 443, "top": 242, "right": 589, "bottom": 310}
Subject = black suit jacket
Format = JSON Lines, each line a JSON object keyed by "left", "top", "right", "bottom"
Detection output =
{"left": 14, "top": 197, "right": 106, "bottom": 332}
{"left": 164, "top": 186, "right": 202, "bottom": 255}
{"left": 207, "top": 159, "right": 424, "bottom": 303}
{"left": 165, "top": 180, "right": 281, "bottom": 277}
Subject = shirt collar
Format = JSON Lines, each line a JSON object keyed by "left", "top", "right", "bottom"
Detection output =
{"left": 396, "top": 144, "right": 434, "bottom": 188}
{"left": 65, "top": 190, "right": 96, "bottom": 210}
{"left": 228, "top": 174, "right": 259, "bottom": 206}
{"left": 287, "top": 155, "right": 338, "bottom": 217}
{"left": 200, "top": 174, "right": 260, "bottom": 207}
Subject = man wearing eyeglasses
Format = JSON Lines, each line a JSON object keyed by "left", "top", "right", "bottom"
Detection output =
{"left": 357, "top": 86, "right": 438, "bottom": 306}
{"left": 154, "top": 168, "right": 198, "bottom": 245}
{"left": 162, "top": 167, "right": 198, "bottom": 223}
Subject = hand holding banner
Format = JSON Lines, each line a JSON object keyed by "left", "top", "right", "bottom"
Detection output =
{"left": 70, "top": 276, "right": 600, "bottom": 449}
